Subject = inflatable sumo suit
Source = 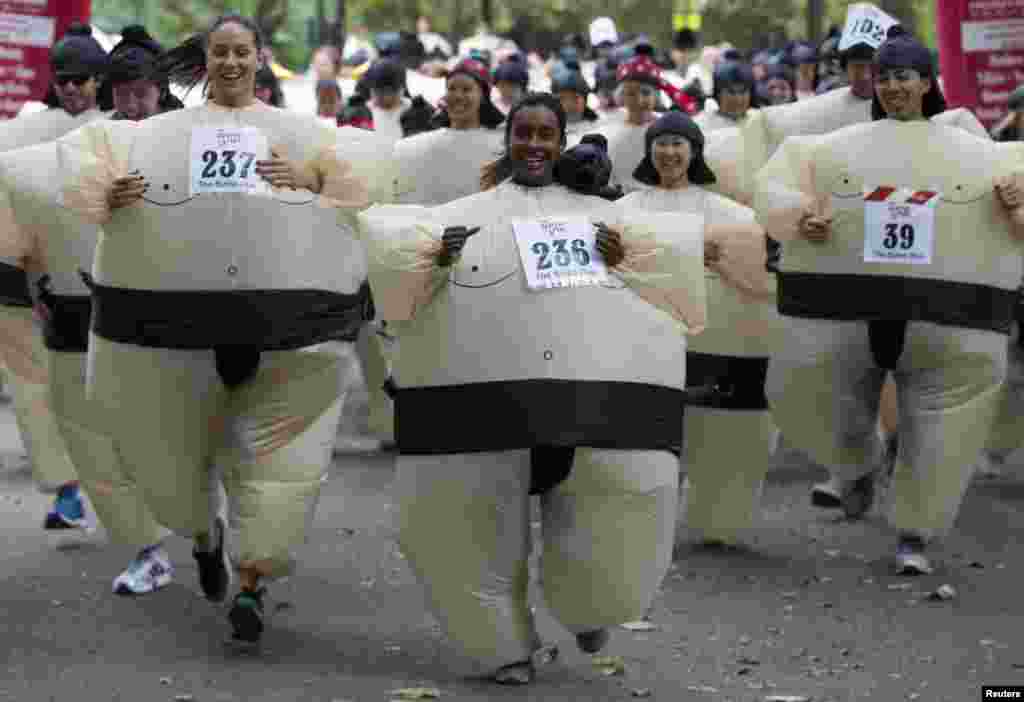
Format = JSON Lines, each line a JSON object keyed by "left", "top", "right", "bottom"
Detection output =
{"left": 0, "top": 107, "right": 108, "bottom": 491}
{"left": 359, "top": 180, "right": 705, "bottom": 674}
{"left": 393, "top": 127, "right": 504, "bottom": 206}
{"left": 620, "top": 186, "right": 776, "bottom": 545}
{"left": 56, "top": 102, "right": 371, "bottom": 577}
{"left": 694, "top": 109, "right": 751, "bottom": 134}
{"left": 753, "top": 119, "right": 1024, "bottom": 540}
{"left": 742, "top": 88, "right": 991, "bottom": 472}
{"left": 0, "top": 140, "right": 167, "bottom": 546}
{"left": 335, "top": 125, "right": 401, "bottom": 445}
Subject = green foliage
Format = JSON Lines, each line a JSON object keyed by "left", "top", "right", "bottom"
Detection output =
{"left": 699, "top": 0, "right": 798, "bottom": 50}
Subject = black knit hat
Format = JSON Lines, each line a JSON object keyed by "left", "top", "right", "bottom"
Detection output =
{"left": 493, "top": 57, "right": 529, "bottom": 87}
{"left": 633, "top": 111, "right": 715, "bottom": 186}
{"left": 51, "top": 22, "right": 109, "bottom": 78}
{"left": 107, "top": 25, "right": 163, "bottom": 84}
{"left": 871, "top": 26, "right": 947, "bottom": 119}
{"left": 365, "top": 59, "right": 406, "bottom": 92}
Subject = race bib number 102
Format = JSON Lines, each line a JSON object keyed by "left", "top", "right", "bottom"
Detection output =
{"left": 189, "top": 126, "right": 270, "bottom": 197}
{"left": 862, "top": 186, "right": 940, "bottom": 265}
{"left": 513, "top": 216, "right": 609, "bottom": 290}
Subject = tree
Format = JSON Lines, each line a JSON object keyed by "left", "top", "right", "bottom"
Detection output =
{"left": 700, "top": 0, "right": 798, "bottom": 50}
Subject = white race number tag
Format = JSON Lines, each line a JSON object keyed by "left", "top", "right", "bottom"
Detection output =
{"left": 513, "top": 217, "right": 609, "bottom": 290}
{"left": 838, "top": 3, "right": 899, "bottom": 52}
{"left": 862, "top": 186, "right": 939, "bottom": 265}
{"left": 189, "top": 126, "right": 269, "bottom": 197}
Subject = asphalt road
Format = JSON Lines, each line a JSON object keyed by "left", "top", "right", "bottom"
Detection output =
{"left": 1, "top": 406, "right": 1023, "bottom": 702}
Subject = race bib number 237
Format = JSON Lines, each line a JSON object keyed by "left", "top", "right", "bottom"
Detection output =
{"left": 189, "top": 126, "right": 269, "bottom": 197}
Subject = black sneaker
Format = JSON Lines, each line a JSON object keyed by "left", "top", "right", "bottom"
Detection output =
{"left": 192, "top": 517, "right": 230, "bottom": 602}
{"left": 576, "top": 628, "right": 610, "bottom": 654}
{"left": 229, "top": 588, "right": 266, "bottom": 643}
{"left": 841, "top": 471, "right": 876, "bottom": 519}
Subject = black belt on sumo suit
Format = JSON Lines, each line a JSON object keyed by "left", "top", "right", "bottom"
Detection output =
{"left": 42, "top": 273, "right": 374, "bottom": 389}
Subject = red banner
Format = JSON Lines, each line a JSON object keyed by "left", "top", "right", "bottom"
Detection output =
{"left": 0, "top": 0, "right": 91, "bottom": 119}
{"left": 937, "top": 0, "right": 1024, "bottom": 129}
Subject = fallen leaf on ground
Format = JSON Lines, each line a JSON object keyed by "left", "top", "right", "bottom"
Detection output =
{"left": 686, "top": 685, "right": 719, "bottom": 694}
{"left": 631, "top": 688, "right": 652, "bottom": 698}
{"left": 592, "top": 656, "right": 626, "bottom": 676}
{"left": 621, "top": 621, "right": 658, "bottom": 632}
{"left": 390, "top": 688, "right": 441, "bottom": 699}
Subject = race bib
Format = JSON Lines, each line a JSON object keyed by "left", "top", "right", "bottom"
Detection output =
{"left": 862, "top": 186, "right": 939, "bottom": 265}
{"left": 189, "top": 126, "right": 269, "bottom": 197}
{"left": 513, "top": 216, "right": 609, "bottom": 291}
{"left": 838, "top": 3, "right": 899, "bottom": 52}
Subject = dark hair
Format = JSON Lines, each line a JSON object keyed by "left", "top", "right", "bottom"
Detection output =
{"left": 633, "top": 111, "right": 716, "bottom": 187}
{"left": 503, "top": 92, "right": 567, "bottom": 152}
{"left": 434, "top": 68, "right": 505, "bottom": 130}
{"left": 712, "top": 60, "right": 760, "bottom": 107}
{"left": 150, "top": 14, "right": 264, "bottom": 95}
{"left": 870, "top": 26, "right": 947, "bottom": 120}
{"left": 256, "top": 64, "right": 285, "bottom": 107}
{"left": 400, "top": 95, "right": 436, "bottom": 137}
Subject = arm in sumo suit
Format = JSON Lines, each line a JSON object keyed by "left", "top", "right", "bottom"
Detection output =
{"left": 992, "top": 142, "right": 1024, "bottom": 240}
{"left": 357, "top": 205, "right": 468, "bottom": 322}
{"left": 595, "top": 211, "right": 707, "bottom": 334}
{"left": 0, "top": 182, "right": 45, "bottom": 384}
{"left": 752, "top": 134, "right": 832, "bottom": 245}
{"left": 56, "top": 120, "right": 138, "bottom": 225}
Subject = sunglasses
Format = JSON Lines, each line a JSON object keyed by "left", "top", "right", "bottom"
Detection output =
{"left": 55, "top": 74, "right": 92, "bottom": 87}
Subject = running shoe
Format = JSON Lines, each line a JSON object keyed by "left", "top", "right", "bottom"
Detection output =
{"left": 229, "top": 587, "right": 266, "bottom": 643}
{"left": 840, "top": 471, "right": 877, "bottom": 519}
{"left": 43, "top": 483, "right": 88, "bottom": 530}
{"left": 895, "top": 535, "right": 933, "bottom": 575}
{"left": 492, "top": 660, "right": 535, "bottom": 685}
{"left": 192, "top": 516, "right": 230, "bottom": 602}
{"left": 113, "top": 544, "right": 173, "bottom": 595}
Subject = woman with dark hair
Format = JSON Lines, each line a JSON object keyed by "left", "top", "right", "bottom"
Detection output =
{"left": 56, "top": 13, "right": 372, "bottom": 643}
{"left": 393, "top": 58, "right": 504, "bottom": 205}
{"left": 0, "top": 21, "right": 113, "bottom": 545}
{"left": 364, "top": 59, "right": 411, "bottom": 141}
{"left": 789, "top": 42, "right": 819, "bottom": 100}
{"left": 696, "top": 60, "right": 759, "bottom": 133}
{"left": 598, "top": 45, "right": 696, "bottom": 194}
{"left": 623, "top": 112, "right": 777, "bottom": 550}
{"left": 108, "top": 25, "right": 185, "bottom": 120}
{"left": 361, "top": 92, "right": 704, "bottom": 685}
{"left": 492, "top": 54, "right": 529, "bottom": 114}
{"left": 758, "top": 61, "right": 795, "bottom": 106}
{"left": 754, "top": 26, "right": 1024, "bottom": 576}
{"left": 551, "top": 68, "right": 601, "bottom": 145}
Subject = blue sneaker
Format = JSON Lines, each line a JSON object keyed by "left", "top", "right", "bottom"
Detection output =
{"left": 43, "top": 483, "right": 88, "bottom": 530}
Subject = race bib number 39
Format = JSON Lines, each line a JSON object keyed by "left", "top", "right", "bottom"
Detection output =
{"left": 513, "top": 217, "right": 608, "bottom": 290}
{"left": 189, "top": 126, "right": 269, "bottom": 197}
{"left": 862, "top": 186, "right": 940, "bottom": 265}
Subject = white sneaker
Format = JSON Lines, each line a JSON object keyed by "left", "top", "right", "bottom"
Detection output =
{"left": 113, "top": 545, "right": 173, "bottom": 595}
{"left": 895, "top": 537, "right": 933, "bottom": 575}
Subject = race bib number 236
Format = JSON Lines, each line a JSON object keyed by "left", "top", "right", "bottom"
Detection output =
{"left": 513, "top": 217, "right": 608, "bottom": 291}
{"left": 189, "top": 126, "right": 269, "bottom": 197}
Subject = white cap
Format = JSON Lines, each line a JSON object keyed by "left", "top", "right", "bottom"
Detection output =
{"left": 589, "top": 17, "right": 618, "bottom": 48}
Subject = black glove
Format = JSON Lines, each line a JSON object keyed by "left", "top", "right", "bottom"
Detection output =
{"left": 594, "top": 221, "right": 624, "bottom": 267}
{"left": 437, "top": 226, "right": 480, "bottom": 267}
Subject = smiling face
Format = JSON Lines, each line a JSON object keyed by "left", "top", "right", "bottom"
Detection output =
{"left": 847, "top": 59, "right": 875, "bottom": 100}
{"left": 717, "top": 82, "right": 750, "bottom": 119}
{"left": 875, "top": 67, "right": 929, "bottom": 121}
{"left": 621, "top": 80, "right": 658, "bottom": 123}
{"left": 53, "top": 74, "right": 99, "bottom": 116}
{"left": 764, "top": 77, "right": 793, "bottom": 104}
{"left": 446, "top": 73, "right": 483, "bottom": 128}
{"left": 112, "top": 78, "right": 162, "bottom": 120}
{"left": 206, "top": 21, "right": 260, "bottom": 107}
{"left": 651, "top": 134, "right": 692, "bottom": 189}
{"left": 508, "top": 104, "right": 562, "bottom": 186}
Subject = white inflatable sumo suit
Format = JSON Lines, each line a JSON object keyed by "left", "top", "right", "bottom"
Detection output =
{"left": 0, "top": 107, "right": 108, "bottom": 491}
{"left": 621, "top": 187, "right": 777, "bottom": 545}
{"left": 393, "top": 127, "right": 504, "bottom": 206}
{"left": 596, "top": 119, "right": 651, "bottom": 195}
{"left": 694, "top": 109, "right": 752, "bottom": 134}
{"left": 56, "top": 102, "right": 371, "bottom": 577}
{"left": 754, "top": 120, "right": 1024, "bottom": 541}
{"left": 359, "top": 181, "right": 705, "bottom": 674}
{"left": 0, "top": 141, "right": 167, "bottom": 547}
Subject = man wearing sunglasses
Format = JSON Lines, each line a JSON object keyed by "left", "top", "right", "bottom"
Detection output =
{"left": 47, "top": 23, "right": 109, "bottom": 117}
